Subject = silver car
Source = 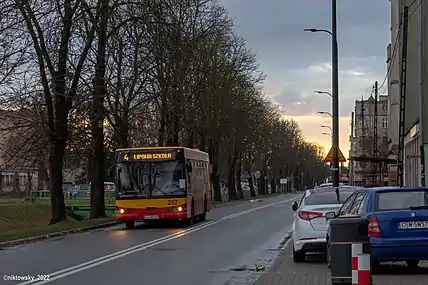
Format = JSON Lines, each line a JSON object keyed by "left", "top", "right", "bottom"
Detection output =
{"left": 291, "top": 186, "right": 362, "bottom": 262}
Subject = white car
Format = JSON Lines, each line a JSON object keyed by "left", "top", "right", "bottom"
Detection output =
{"left": 291, "top": 186, "right": 361, "bottom": 262}
{"left": 315, "top": 182, "right": 345, "bottom": 188}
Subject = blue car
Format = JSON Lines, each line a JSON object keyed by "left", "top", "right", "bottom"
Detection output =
{"left": 326, "top": 186, "right": 428, "bottom": 268}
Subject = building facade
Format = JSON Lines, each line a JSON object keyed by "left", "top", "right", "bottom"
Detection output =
{"left": 0, "top": 110, "right": 40, "bottom": 197}
{"left": 387, "top": 0, "right": 427, "bottom": 186}
{"left": 349, "top": 95, "right": 389, "bottom": 186}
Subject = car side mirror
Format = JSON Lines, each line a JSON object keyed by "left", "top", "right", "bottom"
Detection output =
{"left": 325, "top": 211, "right": 337, "bottom": 220}
{"left": 292, "top": 201, "right": 298, "bottom": 212}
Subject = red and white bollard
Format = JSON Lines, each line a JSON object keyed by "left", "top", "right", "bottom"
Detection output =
{"left": 351, "top": 243, "right": 372, "bottom": 285}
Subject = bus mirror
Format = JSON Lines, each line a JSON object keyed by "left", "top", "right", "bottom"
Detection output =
{"left": 186, "top": 163, "right": 193, "bottom": 173}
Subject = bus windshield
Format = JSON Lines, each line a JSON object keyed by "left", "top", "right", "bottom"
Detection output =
{"left": 115, "top": 161, "right": 186, "bottom": 197}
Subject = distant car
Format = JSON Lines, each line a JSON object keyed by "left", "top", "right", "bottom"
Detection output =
{"left": 291, "top": 186, "right": 361, "bottom": 262}
{"left": 325, "top": 187, "right": 428, "bottom": 268}
{"left": 315, "top": 182, "right": 345, "bottom": 188}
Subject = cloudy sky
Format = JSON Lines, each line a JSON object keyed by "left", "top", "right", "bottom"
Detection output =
{"left": 219, "top": 0, "right": 390, "bottom": 158}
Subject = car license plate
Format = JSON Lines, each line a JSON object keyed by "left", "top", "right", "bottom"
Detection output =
{"left": 398, "top": 221, "right": 428, "bottom": 229}
{"left": 143, "top": 215, "right": 159, "bottom": 220}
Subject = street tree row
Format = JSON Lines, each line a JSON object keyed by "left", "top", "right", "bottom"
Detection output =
{"left": 0, "top": 0, "right": 328, "bottom": 224}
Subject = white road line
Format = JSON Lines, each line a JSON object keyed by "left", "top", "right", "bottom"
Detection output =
{"left": 19, "top": 195, "right": 301, "bottom": 285}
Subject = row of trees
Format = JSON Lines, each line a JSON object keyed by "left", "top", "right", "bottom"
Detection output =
{"left": 0, "top": 0, "right": 328, "bottom": 224}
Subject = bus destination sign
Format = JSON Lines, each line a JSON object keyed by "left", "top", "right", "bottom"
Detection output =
{"left": 120, "top": 151, "right": 175, "bottom": 162}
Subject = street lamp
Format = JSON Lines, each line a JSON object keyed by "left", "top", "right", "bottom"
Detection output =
{"left": 303, "top": 28, "right": 333, "bottom": 36}
{"left": 320, "top": 125, "right": 332, "bottom": 132}
{"left": 322, "top": 132, "right": 332, "bottom": 137}
{"left": 304, "top": 0, "right": 339, "bottom": 187}
{"left": 315, "top": 90, "right": 333, "bottom": 98}
{"left": 317, "top": 111, "right": 333, "bottom": 118}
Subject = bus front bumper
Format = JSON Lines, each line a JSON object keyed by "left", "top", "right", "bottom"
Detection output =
{"left": 116, "top": 207, "right": 187, "bottom": 221}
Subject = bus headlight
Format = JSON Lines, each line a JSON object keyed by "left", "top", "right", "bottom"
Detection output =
{"left": 119, "top": 208, "right": 125, "bottom": 214}
{"left": 177, "top": 206, "right": 183, "bottom": 212}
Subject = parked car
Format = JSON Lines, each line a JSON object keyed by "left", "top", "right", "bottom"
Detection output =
{"left": 291, "top": 186, "right": 362, "bottom": 262}
{"left": 325, "top": 186, "right": 428, "bottom": 268}
{"left": 315, "top": 182, "right": 345, "bottom": 188}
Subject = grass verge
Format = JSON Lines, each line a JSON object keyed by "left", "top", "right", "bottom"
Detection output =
{"left": 0, "top": 202, "right": 115, "bottom": 243}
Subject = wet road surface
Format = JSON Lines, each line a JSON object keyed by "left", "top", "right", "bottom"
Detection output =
{"left": 0, "top": 193, "right": 301, "bottom": 285}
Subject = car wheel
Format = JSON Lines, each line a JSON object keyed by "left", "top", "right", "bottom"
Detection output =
{"left": 293, "top": 245, "right": 305, "bottom": 263}
{"left": 406, "top": 260, "right": 419, "bottom": 268}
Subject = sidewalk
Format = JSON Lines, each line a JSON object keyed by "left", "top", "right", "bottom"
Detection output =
{"left": 255, "top": 240, "right": 428, "bottom": 285}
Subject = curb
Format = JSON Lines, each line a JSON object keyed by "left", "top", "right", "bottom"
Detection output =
{"left": 0, "top": 221, "right": 119, "bottom": 249}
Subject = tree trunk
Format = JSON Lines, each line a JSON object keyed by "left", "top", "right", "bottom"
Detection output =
{"left": 90, "top": 0, "right": 109, "bottom": 219}
{"left": 247, "top": 171, "right": 257, "bottom": 197}
{"left": 270, "top": 179, "right": 276, "bottom": 194}
{"left": 49, "top": 136, "right": 67, "bottom": 224}
{"left": 209, "top": 140, "right": 221, "bottom": 202}
{"left": 227, "top": 155, "right": 239, "bottom": 200}
{"left": 114, "top": 117, "right": 129, "bottom": 148}
{"left": 236, "top": 157, "right": 244, "bottom": 199}
{"left": 158, "top": 99, "right": 167, "bottom": 146}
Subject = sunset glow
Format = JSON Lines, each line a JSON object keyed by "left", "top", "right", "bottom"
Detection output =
{"left": 282, "top": 115, "right": 351, "bottom": 162}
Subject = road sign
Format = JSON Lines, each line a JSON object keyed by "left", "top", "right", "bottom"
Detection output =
{"left": 255, "top": 171, "right": 261, "bottom": 179}
{"left": 324, "top": 146, "right": 346, "bottom": 163}
{"left": 280, "top": 178, "right": 288, "bottom": 184}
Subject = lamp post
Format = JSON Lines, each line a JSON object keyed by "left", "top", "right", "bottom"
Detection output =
{"left": 315, "top": 90, "right": 333, "bottom": 98}
{"left": 320, "top": 125, "right": 332, "bottom": 132}
{"left": 317, "top": 111, "right": 333, "bottom": 118}
{"left": 304, "top": 0, "right": 339, "bottom": 187}
{"left": 322, "top": 132, "right": 332, "bottom": 137}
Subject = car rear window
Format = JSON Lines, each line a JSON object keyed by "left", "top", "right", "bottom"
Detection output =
{"left": 376, "top": 190, "right": 428, "bottom": 211}
{"left": 305, "top": 192, "right": 354, "bottom": 205}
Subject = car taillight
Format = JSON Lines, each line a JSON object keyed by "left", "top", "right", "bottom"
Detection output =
{"left": 298, "top": 211, "right": 323, "bottom": 221}
{"left": 368, "top": 216, "right": 381, "bottom": 237}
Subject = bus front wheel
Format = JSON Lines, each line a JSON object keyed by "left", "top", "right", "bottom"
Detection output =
{"left": 125, "top": 221, "right": 135, "bottom": 229}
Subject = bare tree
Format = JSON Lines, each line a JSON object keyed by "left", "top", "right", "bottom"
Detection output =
{"left": 10, "top": 0, "right": 99, "bottom": 223}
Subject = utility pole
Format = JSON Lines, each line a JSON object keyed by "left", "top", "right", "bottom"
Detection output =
{"left": 373, "top": 81, "right": 378, "bottom": 185}
{"left": 350, "top": 112, "right": 355, "bottom": 185}
{"left": 331, "top": 0, "right": 340, "bottom": 187}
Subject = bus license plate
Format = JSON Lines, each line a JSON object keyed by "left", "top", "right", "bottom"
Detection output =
{"left": 398, "top": 221, "right": 428, "bottom": 229}
{"left": 143, "top": 215, "right": 159, "bottom": 220}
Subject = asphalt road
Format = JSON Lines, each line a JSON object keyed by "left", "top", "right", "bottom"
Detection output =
{"left": 0, "top": 193, "right": 301, "bottom": 285}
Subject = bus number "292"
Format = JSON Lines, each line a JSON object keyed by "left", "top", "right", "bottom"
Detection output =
{"left": 168, "top": 200, "right": 178, "bottom": 205}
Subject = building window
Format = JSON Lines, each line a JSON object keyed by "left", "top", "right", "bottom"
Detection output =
{"left": 382, "top": 118, "right": 388, "bottom": 128}
{"left": 358, "top": 120, "right": 363, "bottom": 128}
{"left": 382, "top": 104, "right": 388, "bottom": 111}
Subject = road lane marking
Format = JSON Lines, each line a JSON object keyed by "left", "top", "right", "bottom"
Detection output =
{"left": 19, "top": 195, "right": 301, "bottom": 285}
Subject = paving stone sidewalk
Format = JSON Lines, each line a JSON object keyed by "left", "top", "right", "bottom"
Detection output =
{"left": 255, "top": 241, "right": 428, "bottom": 285}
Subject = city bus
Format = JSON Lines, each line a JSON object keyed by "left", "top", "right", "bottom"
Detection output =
{"left": 113, "top": 146, "right": 211, "bottom": 229}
